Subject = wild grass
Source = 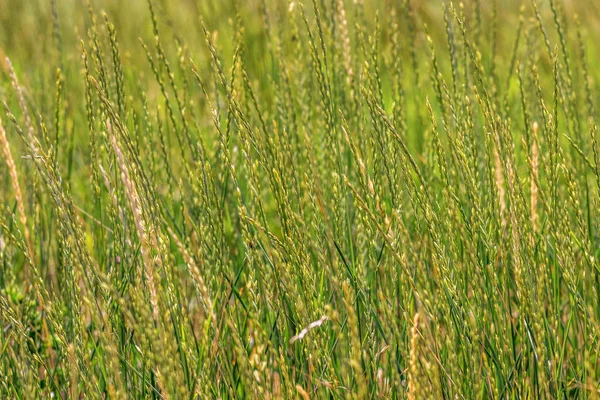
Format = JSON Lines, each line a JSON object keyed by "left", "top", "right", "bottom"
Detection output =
{"left": 1, "top": 0, "right": 600, "bottom": 398}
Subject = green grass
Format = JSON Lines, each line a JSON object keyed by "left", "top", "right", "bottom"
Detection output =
{"left": 1, "top": 0, "right": 600, "bottom": 398}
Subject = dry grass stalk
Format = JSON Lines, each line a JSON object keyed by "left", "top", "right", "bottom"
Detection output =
{"left": 531, "top": 122, "right": 539, "bottom": 233}
{"left": 0, "top": 116, "right": 34, "bottom": 274}
{"left": 493, "top": 143, "right": 507, "bottom": 229}
{"left": 107, "top": 120, "right": 159, "bottom": 321}
{"left": 408, "top": 312, "right": 421, "bottom": 400}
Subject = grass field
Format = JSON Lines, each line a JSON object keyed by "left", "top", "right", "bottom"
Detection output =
{"left": 1, "top": 0, "right": 600, "bottom": 398}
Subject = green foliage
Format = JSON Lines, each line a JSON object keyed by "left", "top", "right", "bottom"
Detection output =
{"left": 1, "top": 0, "right": 600, "bottom": 398}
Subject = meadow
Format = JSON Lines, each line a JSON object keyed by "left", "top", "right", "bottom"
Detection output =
{"left": 1, "top": 0, "right": 600, "bottom": 398}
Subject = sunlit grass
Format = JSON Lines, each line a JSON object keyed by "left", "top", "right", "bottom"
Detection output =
{"left": 1, "top": 0, "right": 600, "bottom": 398}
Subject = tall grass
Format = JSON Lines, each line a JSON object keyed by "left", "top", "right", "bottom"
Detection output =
{"left": 1, "top": 0, "right": 600, "bottom": 398}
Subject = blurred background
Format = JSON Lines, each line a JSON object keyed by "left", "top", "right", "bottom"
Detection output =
{"left": 1, "top": 0, "right": 598, "bottom": 82}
